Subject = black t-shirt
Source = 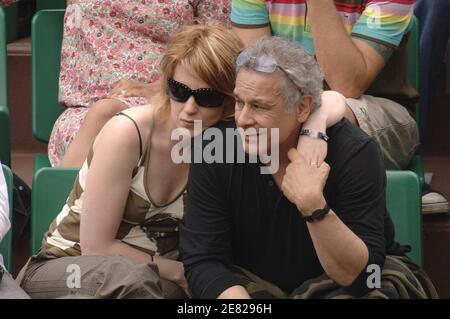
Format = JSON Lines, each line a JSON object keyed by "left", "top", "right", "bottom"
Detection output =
{"left": 180, "top": 119, "right": 396, "bottom": 298}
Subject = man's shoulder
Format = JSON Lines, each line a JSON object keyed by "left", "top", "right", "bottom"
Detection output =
{"left": 326, "top": 119, "right": 379, "bottom": 163}
{"left": 328, "top": 118, "right": 371, "bottom": 141}
{"left": 324, "top": 119, "right": 386, "bottom": 202}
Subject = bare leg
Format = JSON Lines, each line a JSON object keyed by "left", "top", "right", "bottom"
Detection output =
{"left": 59, "top": 99, "right": 127, "bottom": 168}
{"left": 344, "top": 104, "right": 359, "bottom": 126}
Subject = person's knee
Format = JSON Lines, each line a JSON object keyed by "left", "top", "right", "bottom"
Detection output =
{"left": 97, "top": 258, "right": 164, "bottom": 299}
{"left": 85, "top": 99, "right": 127, "bottom": 122}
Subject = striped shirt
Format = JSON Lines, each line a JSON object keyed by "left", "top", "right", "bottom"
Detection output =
{"left": 231, "top": 0, "right": 414, "bottom": 55}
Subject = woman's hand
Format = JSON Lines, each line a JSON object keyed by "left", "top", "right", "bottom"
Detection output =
{"left": 297, "top": 109, "right": 328, "bottom": 167}
{"left": 109, "top": 79, "right": 161, "bottom": 102}
{"left": 297, "top": 132, "right": 327, "bottom": 168}
{"left": 297, "top": 91, "right": 346, "bottom": 167}
{"left": 155, "top": 257, "right": 191, "bottom": 297}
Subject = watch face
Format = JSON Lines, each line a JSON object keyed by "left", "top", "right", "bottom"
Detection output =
{"left": 305, "top": 204, "right": 330, "bottom": 222}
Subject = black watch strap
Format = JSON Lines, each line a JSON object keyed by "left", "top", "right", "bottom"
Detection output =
{"left": 304, "top": 203, "right": 330, "bottom": 223}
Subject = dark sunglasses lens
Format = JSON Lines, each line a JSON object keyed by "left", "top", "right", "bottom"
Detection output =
{"left": 194, "top": 91, "right": 225, "bottom": 107}
{"left": 167, "top": 80, "right": 190, "bottom": 102}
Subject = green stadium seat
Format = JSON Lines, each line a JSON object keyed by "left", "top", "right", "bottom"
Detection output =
{"left": 33, "top": 153, "right": 51, "bottom": 173}
{"left": 36, "top": 0, "right": 67, "bottom": 11}
{"left": 31, "top": 167, "right": 78, "bottom": 254}
{"left": 32, "top": 9, "right": 65, "bottom": 171}
{"left": 0, "top": 7, "right": 10, "bottom": 167}
{"left": 386, "top": 170, "right": 422, "bottom": 266}
{"left": 0, "top": 164, "right": 13, "bottom": 271}
{"left": 1, "top": 1, "right": 19, "bottom": 44}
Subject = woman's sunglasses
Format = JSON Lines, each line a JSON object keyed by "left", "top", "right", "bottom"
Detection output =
{"left": 166, "top": 79, "right": 226, "bottom": 108}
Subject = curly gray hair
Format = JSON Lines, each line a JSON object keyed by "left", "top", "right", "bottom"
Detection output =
{"left": 236, "top": 36, "right": 323, "bottom": 112}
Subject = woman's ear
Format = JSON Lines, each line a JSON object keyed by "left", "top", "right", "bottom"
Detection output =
{"left": 296, "top": 95, "right": 313, "bottom": 124}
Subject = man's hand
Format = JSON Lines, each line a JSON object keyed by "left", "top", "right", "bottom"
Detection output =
{"left": 281, "top": 149, "right": 330, "bottom": 216}
{"left": 218, "top": 286, "right": 251, "bottom": 299}
{"left": 108, "top": 79, "right": 161, "bottom": 102}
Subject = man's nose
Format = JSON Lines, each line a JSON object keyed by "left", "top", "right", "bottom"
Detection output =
{"left": 236, "top": 104, "right": 255, "bottom": 127}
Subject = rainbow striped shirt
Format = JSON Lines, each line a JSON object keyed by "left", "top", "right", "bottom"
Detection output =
{"left": 231, "top": 0, "right": 414, "bottom": 55}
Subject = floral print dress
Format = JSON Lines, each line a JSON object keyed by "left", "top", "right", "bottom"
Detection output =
{"left": 48, "top": 0, "right": 231, "bottom": 166}
{"left": 0, "top": 0, "right": 17, "bottom": 7}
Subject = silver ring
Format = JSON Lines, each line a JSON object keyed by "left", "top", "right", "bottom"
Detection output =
{"left": 121, "top": 90, "right": 126, "bottom": 95}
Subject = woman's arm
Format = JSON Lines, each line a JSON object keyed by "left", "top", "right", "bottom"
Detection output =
{"left": 297, "top": 91, "right": 346, "bottom": 167}
{"left": 79, "top": 114, "right": 187, "bottom": 290}
{"left": 79, "top": 115, "right": 149, "bottom": 261}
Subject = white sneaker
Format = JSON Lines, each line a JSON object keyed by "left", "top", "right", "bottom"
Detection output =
{"left": 422, "top": 191, "right": 450, "bottom": 215}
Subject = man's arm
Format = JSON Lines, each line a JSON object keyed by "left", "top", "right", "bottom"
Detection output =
{"left": 306, "top": 0, "right": 388, "bottom": 98}
{"left": 282, "top": 150, "right": 369, "bottom": 286}
{"left": 230, "top": 0, "right": 271, "bottom": 46}
{"left": 282, "top": 137, "right": 387, "bottom": 293}
{"left": 218, "top": 286, "right": 251, "bottom": 299}
{"left": 232, "top": 25, "right": 271, "bottom": 47}
{"left": 305, "top": 211, "right": 369, "bottom": 286}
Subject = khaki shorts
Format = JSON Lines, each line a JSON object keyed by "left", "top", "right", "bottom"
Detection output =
{"left": 346, "top": 95, "right": 420, "bottom": 169}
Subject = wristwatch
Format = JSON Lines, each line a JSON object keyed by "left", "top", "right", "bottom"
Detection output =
{"left": 300, "top": 129, "right": 330, "bottom": 142}
{"left": 303, "top": 203, "right": 330, "bottom": 223}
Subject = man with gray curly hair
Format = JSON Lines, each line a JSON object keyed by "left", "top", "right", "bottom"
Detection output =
{"left": 230, "top": 0, "right": 450, "bottom": 216}
{"left": 235, "top": 36, "right": 324, "bottom": 113}
{"left": 179, "top": 36, "right": 438, "bottom": 299}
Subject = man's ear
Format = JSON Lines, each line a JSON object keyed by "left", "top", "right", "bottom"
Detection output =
{"left": 296, "top": 95, "right": 313, "bottom": 124}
